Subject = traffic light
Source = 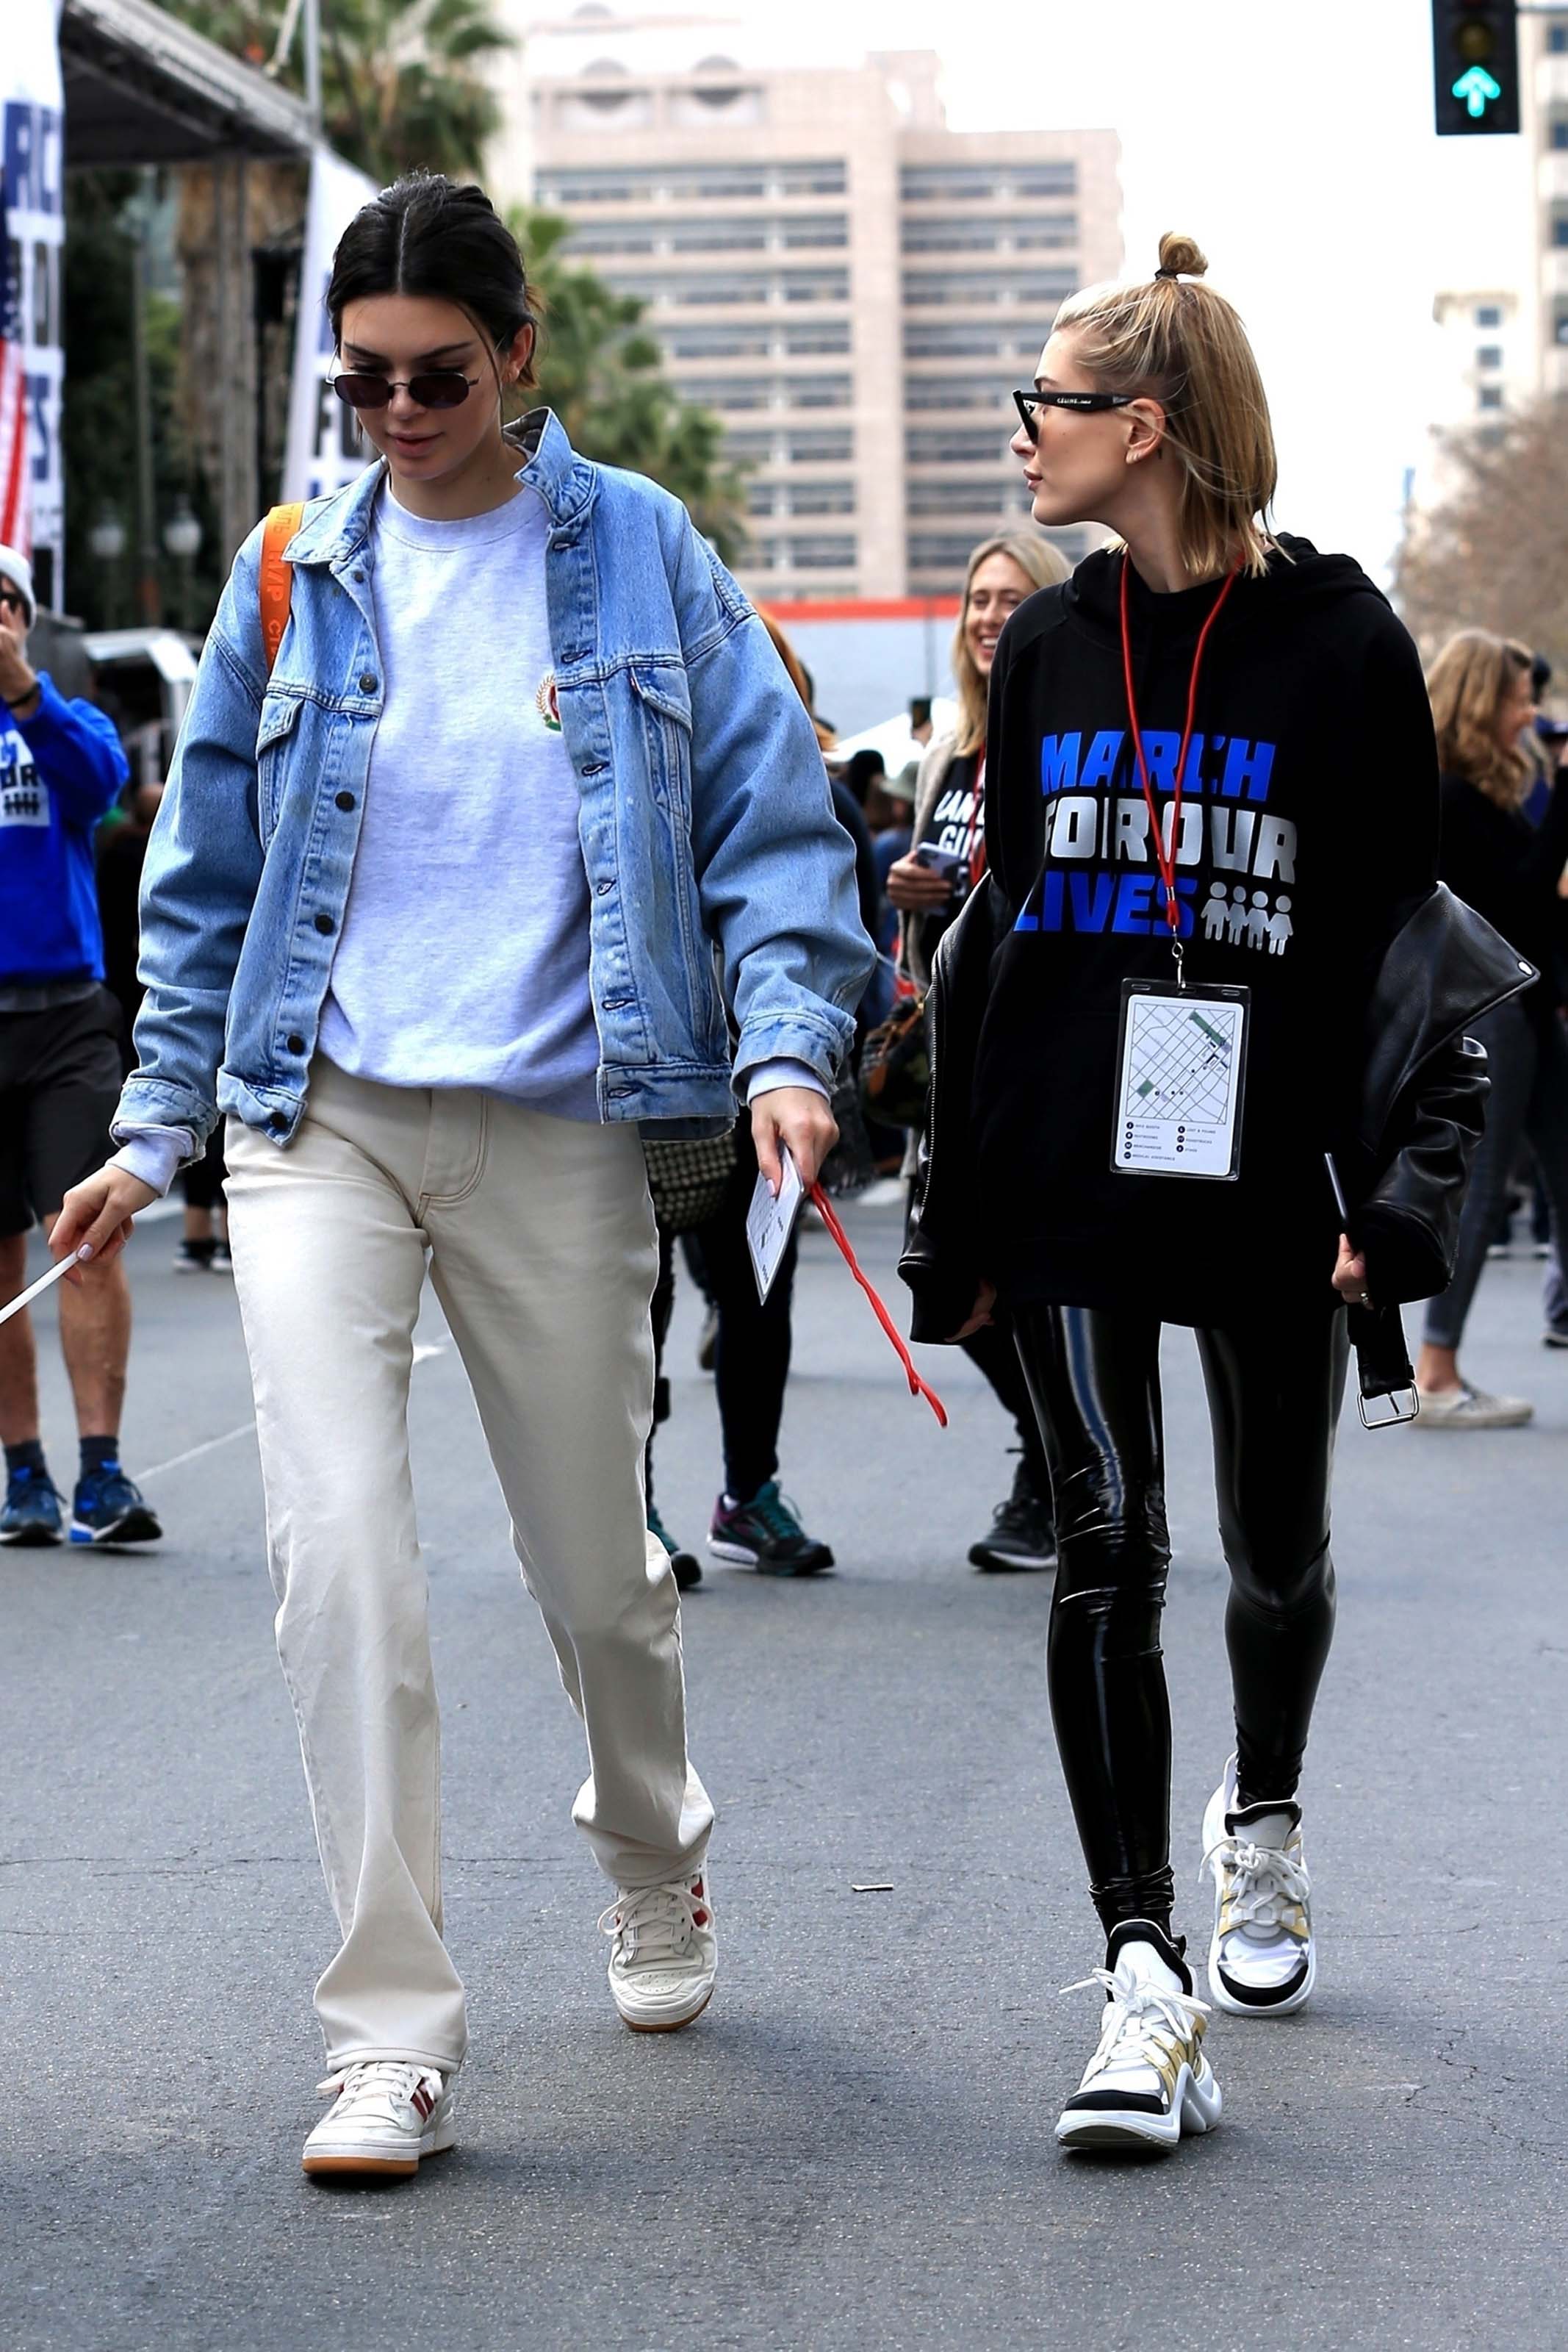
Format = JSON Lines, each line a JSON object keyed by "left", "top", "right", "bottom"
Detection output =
{"left": 1432, "top": 1, "right": 1520, "bottom": 135}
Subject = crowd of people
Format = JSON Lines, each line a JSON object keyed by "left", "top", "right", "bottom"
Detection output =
{"left": 1, "top": 176, "right": 1564, "bottom": 2177}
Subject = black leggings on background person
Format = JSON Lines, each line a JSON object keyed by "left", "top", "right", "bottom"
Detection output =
{"left": 1423, "top": 998, "right": 1568, "bottom": 1352}
{"left": 1012, "top": 1302, "right": 1351, "bottom": 1937}
{"left": 648, "top": 1129, "right": 798, "bottom": 1510}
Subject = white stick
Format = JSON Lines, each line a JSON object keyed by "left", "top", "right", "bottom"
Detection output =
{"left": 0, "top": 1250, "right": 83, "bottom": 1328}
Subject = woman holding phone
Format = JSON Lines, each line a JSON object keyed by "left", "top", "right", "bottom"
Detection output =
{"left": 886, "top": 532, "right": 1069, "bottom": 1574}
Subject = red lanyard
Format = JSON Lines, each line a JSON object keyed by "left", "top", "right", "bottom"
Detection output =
{"left": 808, "top": 1183, "right": 949, "bottom": 1427}
{"left": 968, "top": 750, "right": 988, "bottom": 886}
{"left": 1118, "top": 553, "right": 1240, "bottom": 949}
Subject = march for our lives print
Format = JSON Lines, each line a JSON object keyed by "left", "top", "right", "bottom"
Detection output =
{"left": 1015, "top": 725, "right": 1296, "bottom": 956}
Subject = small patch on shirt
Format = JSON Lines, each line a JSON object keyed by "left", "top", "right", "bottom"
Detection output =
{"left": 536, "top": 670, "right": 562, "bottom": 734}
{"left": 0, "top": 734, "right": 47, "bottom": 828}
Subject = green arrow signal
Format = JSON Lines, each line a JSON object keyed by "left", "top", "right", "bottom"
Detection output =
{"left": 1453, "top": 63, "right": 1503, "bottom": 118}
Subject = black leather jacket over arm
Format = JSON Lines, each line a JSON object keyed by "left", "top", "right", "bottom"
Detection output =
{"left": 899, "top": 881, "right": 1537, "bottom": 1341}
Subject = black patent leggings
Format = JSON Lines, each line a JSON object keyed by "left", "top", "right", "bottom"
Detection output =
{"left": 1013, "top": 1303, "right": 1350, "bottom": 1937}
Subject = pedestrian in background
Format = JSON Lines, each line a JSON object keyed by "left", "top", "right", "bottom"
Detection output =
{"left": 55, "top": 172, "right": 870, "bottom": 2180}
{"left": 0, "top": 545, "right": 161, "bottom": 1552}
{"left": 904, "top": 232, "right": 1522, "bottom": 2154}
{"left": 1414, "top": 630, "right": 1568, "bottom": 1424}
{"left": 642, "top": 613, "right": 862, "bottom": 1586}
{"left": 886, "top": 531, "right": 1069, "bottom": 1574}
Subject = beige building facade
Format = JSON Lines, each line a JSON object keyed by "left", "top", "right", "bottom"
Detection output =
{"left": 510, "top": 13, "right": 1121, "bottom": 600}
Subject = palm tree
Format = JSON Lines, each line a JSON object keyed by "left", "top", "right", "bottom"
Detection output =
{"left": 165, "top": 0, "right": 512, "bottom": 182}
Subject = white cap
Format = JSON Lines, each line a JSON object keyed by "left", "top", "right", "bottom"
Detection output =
{"left": 0, "top": 544, "right": 36, "bottom": 628}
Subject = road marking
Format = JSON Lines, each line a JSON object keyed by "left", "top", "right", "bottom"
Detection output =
{"left": 137, "top": 1341, "right": 449, "bottom": 1481}
{"left": 139, "top": 1421, "right": 258, "bottom": 1481}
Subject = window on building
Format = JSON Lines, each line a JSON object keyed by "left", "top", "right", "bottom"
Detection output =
{"left": 1550, "top": 24, "right": 1568, "bottom": 51}
{"left": 664, "top": 325, "right": 774, "bottom": 358}
{"left": 904, "top": 270, "right": 1075, "bottom": 309}
{"left": 908, "top": 479, "right": 1015, "bottom": 514}
{"left": 1556, "top": 215, "right": 1568, "bottom": 248}
{"left": 902, "top": 213, "right": 1078, "bottom": 255}
{"left": 906, "top": 376, "right": 1010, "bottom": 411}
{"left": 537, "top": 159, "right": 847, "bottom": 205}
{"left": 674, "top": 377, "right": 774, "bottom": 410}
{"left": 789, "top": 376, "right": 852, "bottom": 409}
{"left": 1556, "top": 307, "right": 1568, "bottom": 344}
{"left": 784, "top": 482, "right": 857, "bottom": 515}
{"left": 901, "top": 161, "right": 1076, "bottom": 202}
{"left": 783, "top": 323, "right": 852, "bottom": 355}
{"left": 1473, "top": 304, "right": 1503, "bottom": 327}
{"left": 780, "top": 270, "right": 851, "bottom": 304}
{"left": 1478, "top": 385, "right": 1504, "bottom": 409}
{"left": 747, "top": 484, "right": 778, "bottom": 516}
{"left": 785, "top": 534, "right": 857, "bottom": 567}
{"left": 1475, "top": 345, "right": 1503, "bottom": 369}
{"left": 783, "top": 428, "right": 854, "bottom": 460}
{"left": 1552, "top": 118, "right": 1568, "bottom": 148}
{"left": 669, "top": 224, "right": 769, "bottom": 253}
{"left": 907, "top": 427, "right": 1018, "bottom": 465}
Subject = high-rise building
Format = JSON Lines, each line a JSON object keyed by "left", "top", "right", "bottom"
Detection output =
{"left": 1524, "top": 6, "right": 1568, "bottom": 397}
{"left": 509, "top": 12, "right": 1121, "bottom": 601}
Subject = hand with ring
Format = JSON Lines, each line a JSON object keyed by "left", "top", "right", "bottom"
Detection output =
{"left": 1331, "top": 1232, "right": 1372, "bottom": 1311}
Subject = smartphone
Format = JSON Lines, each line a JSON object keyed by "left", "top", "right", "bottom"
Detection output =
{"left": 913, "top": 843, "right": 969, "bottom": 904}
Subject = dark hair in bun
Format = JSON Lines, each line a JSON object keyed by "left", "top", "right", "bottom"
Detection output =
{"left": 326, "top": 171, "right": 538, "bottom": 387}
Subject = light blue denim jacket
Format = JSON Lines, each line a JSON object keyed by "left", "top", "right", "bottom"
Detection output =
{"left": 118, "top": 410, "right": 873, "bottom": 1153}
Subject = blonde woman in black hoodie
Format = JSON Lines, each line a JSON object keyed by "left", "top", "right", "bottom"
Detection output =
{"left": 902, "top": 235, "right": 1529, "bottom": 2153}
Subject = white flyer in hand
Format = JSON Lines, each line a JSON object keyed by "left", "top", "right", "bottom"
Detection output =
{"left": 1113, "top": 980, "right": 1249, "bottom": 1181}
{"left": 747, "top": 1147, "right": 805, "bottom": 1303}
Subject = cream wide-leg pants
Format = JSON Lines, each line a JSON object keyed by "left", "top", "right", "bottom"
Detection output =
{"left": 223, "top": 1061, "right": 713, "bottom": 2072}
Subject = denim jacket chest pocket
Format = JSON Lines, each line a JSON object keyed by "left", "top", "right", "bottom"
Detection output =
{"left": 255, "top": 691, "right": 307, "bottom": 847}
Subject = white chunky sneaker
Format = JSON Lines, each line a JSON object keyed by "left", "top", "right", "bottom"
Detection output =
{"left": 1055, "top": 1920, "right": 1222, "bottom": 2154}
{"left": 302, "top": 2061, "right": 456, "bottom": 2179}
{"left": 1201, "top": 1755, "right": 1315, "bottom": 2016}
{"left": 601, "top": 1865, "right": 716, "bottom": 2032}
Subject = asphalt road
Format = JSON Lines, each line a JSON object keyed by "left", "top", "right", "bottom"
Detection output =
{"left": 5, "top": 1190, "right": 1567, "bottom": 2351}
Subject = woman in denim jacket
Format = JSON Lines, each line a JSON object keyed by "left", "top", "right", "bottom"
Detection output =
{"left": 55, "top": 173, "right": 872, "bottom": 2180}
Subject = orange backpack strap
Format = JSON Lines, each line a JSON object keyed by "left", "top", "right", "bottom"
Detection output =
{"left": 259, "top": 501, "right": 304, "bottom": 676}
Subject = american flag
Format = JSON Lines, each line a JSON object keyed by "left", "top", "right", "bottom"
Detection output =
{"left": 0, "top": 190, "right": 31, "bottom": 554}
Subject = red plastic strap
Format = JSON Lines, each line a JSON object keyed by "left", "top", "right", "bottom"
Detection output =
{"left": 808, "top": 1183, "right": 949, "bottom": 1427}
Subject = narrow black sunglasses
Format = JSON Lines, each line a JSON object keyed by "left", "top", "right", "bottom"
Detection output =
{"left": 1013, "top": 387, "right": 1134, "bottom": 442}
{"left": 330, "top": 349, "right": 502, "bottom": 412}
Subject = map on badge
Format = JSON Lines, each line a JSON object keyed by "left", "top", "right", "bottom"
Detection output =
{"left": 1114, "top": 989, "right": 1246, "bottom": 1180}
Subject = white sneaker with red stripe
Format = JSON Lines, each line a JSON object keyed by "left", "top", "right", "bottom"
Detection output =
{"left": 600, "top": 1865, "right": 717, "bottom": 2032}
{"left": 302, "top": 2060, "right": 456, "bottom": 2178}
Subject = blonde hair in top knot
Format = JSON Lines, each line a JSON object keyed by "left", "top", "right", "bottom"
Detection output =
{"left": 1054, "top": 230, "right": 1276, "bottom": 578}
{"left": 1156, "top": 232, "right": 1207, "bottom": 280}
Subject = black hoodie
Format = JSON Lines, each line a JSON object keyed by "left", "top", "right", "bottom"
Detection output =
{"left": 971, "top": 536, "right": 1440, "bottom": 1325}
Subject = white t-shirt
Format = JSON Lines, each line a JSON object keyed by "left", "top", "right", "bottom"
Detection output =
{"left": 317, "top": 481, "right": 600, "bottom": 1118}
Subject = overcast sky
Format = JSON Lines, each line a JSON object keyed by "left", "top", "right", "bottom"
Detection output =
{"left": 773, "top": 0, "right": 1536, "bottom": 579}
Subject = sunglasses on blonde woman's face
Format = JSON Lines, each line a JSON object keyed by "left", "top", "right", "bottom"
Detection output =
{"left": 1012, "top": 387, "right": 1134, "bottom": 443}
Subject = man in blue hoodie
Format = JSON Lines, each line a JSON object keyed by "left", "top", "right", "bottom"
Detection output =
{"left": 0, "top": 545, "right": 161, "bottom": 1547}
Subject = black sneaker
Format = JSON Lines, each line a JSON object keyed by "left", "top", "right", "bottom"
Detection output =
{"left": 968, "top": 1460, "right": 1057, "bottom": 1574}
{"left": 174, "top": 1238, "right": 216, "bottom": 1273}
{"left": 649, "top": 1505, "right": 701, "bottom": 1591}
{"left": 1544, "top": 1324, "right": 1568, "bottom": 1350}
{"left": 1, "top": 1463, "right": 65, "bottom": 1546}
{"left": 708, "top": 1481, "right": 833, "bottom": 1576}
{"left": 70, "top": 1462, "right": 162, "bottom": 1546}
